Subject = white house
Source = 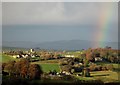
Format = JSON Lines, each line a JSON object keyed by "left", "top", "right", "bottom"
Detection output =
{"left": 12, "top": 55, "right": 17, "bottom": 58}
{"left": 95, "top": 57, "right": 103, "bottom": 62}
{"left": 64, "top": 55, "right": 75, "bottom": 58}
{"left": 31, "top": 55, "right": 35, "bottom": 58}
{"left": 22, "top": 54, "right": 29, "bottom": 58}
{"left": 12, "top": 55, "right": 20, "bottom": 58}
{"left": 30, "top": 49, "right": 34, "bottom": 53}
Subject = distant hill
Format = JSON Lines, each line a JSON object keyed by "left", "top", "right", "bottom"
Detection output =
{"left": 2, "top": 41, "right": 38, "bottom": 48}
{"left": 2, "top": 40, "right": 118, "bottom": 50}
{"left": 35, "top": 40, "right": 118, "bottom": 50}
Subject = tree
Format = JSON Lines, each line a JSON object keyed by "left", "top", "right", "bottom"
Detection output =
{"left": 2, "top": 63, "right": 7, "bottom": 71}
{"left": 60, "top": 65, "right": 73, "bottom": 73}
{"left": 14, "top": 58, "right": 30, "bottom": 78}
{"left": 28, "top": 64, "right": 43, "bottom": 79}
{"left": 20, "top": 58, "right": 30, "bottom": 78}
{"left": 21, "top": 65, "right": 29, "bottom": 78}
{"left": 14, "top": 61, "right": 21, "bottom": 77}
{"left": 4, "top": 61, "right": 16, "bottom": 76}
{"left": 106, "top": 64, "right": 114, "bottom": 71}
{"left": 86, "top": 52, "right": 95, "bottom": 62}
{"left": 107, "top": 55, "right": 114, "bottom": 63}
{"left": 82, "top": 68, "right": 90, "bottom": 77}
{"left": 84, "top": 60, "right": 89, "bottom": 67}
{"left": 89, "top": 63, "right": 97, "bottom": 71}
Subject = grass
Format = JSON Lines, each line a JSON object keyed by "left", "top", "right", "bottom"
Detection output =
{"left": 1, "top": 54, "right": 120, "bottom": 83}
{"left": 75, "top": 62, "right": 120, "bottom": 83}
{"left": 75, "top": 71, "right": 119, "bottom": 83}
{"left": 1, "top": 54, "right": 60, "bottom": 72}
{"left": 38, "top": 59, "right": 59, "bottom": 63}
{"left": 32, "top": 62, "right": 60, "bottom": 72}
{"left": 40, "top": 63, "right": 60, "bottom": 72}
{"left": 0, "top": 54, "right": 17, "bottom": 63}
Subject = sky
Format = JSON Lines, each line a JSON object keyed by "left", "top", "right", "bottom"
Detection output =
{"left": 2, "top": 2, "right": 118, "bottom": 43}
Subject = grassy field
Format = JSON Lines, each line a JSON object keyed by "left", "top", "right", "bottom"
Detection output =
{"left": 75, "top": 63, "right": 120, "bottom": 83}
{"left": 1, "top": 54, "right": 120, "bottom": 83}
{"left": 32, "top": 62, "right": 60, "bottom": 72}
{"left": 40, "top": 63, "right": 60, "bottom": 72}
{"left": 75, "top": 71, "right": 119, "bottom": 83}
{"left": 36, "top": 59, "right": 59, "bottom": 63}
{"left": 1, "top": 55, "right": 60, "bottom": 72}
{"left": 0, "top": 54, "right": 17, "bottom": 63}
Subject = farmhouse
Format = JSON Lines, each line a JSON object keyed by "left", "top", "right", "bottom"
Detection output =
{"left": 12, "top": 55, "right": 22, "bottom": 58}
{"left": 22, "top": 54, "right": 30, "bottom": 58}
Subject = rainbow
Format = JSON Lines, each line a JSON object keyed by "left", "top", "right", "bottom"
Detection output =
{"left": 94, "top": 3, "right": 114, "bottom": 48}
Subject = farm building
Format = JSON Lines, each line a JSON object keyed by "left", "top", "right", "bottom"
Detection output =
{"left": 64, "top": 55, "right": 75, "bottom": 58}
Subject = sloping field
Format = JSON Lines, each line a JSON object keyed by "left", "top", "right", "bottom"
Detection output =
{"left": 0, "top": 54, "right": 16, "bottom": 63}
{"left": 75, "top": 71, "right": 119, "bottom": 83}
{"left": 32, "top": 62, "right": 60, "bottom": 72}
{"left": 40, "top": 63, "right": 60, "bottom": 72}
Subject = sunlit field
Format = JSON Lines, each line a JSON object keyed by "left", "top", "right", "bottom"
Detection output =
{"left": 0, "top": 54, "right": 16, "bottom": 63}
{"left": 75, "top": 71, "right": 119, "bottom": 83}
{"left": 32, "top": 62, "right": 60, "bottom": 72}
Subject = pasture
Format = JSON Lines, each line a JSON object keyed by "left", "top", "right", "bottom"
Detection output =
{"left": 40, "top": 63, "right": 60, "bottom": 72}
{"left": 32, "top": 62, "right": 60, "bottom": 72}
{"left": 75, "top": 71, "right": 119, "bottom": 83}
{"left": 1, "top": 54, "right": 120, "bottom": 83}
{"left": 0, "top": 54, "right": 16, "bottom": 63}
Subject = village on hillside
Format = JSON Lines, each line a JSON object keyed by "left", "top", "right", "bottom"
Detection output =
{"left": 1, "top": 46, "right": 120, "bottom": 85}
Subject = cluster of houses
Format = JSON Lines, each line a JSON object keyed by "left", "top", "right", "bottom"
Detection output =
{"left": 4, "top": 48, "right": 103, "bottom": 63}
{"left": 12, "top": 54, "right": 39, "bottom": 58}
{"left": 64, "top": 55, "right": 103, "bottom": 62}
{"left": 10, "top": 49, "right": 39, "bottom": 59}
{"left": 48, "top": 70, "right": 72, "bottom": 78}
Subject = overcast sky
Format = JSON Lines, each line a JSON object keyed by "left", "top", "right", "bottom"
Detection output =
{"left": 2, "top": 2, "right": 118, "bottom": 43}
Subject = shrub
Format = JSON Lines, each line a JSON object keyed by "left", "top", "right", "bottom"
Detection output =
{"left": 82, "top": 68, "right": 90, "bottom": 77}
{"left": 106, "top": 64, "right": 114, "bottom": 71}
{"left": 61, "top": 75, "right": 74, "bottom": 81}
{"left": 89, "top": 64, "right": 96, "bottom": 71}
{"left": 101, "top": 66, "right": 107, "bottom": 71}
{"left": 96, "top": 65, "right": 102, "bottom": 71}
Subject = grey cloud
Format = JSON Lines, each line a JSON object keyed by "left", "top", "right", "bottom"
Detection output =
{"left": 2, "top": 2, "right": 118, "bottom": 26}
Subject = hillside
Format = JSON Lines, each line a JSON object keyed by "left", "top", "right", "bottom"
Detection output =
{"left": 2, "top": 40, "right": 118, "bottom": 50}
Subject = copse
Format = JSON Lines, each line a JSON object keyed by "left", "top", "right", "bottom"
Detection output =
{"left": 14, "top": 58, "right": 30, "bottom": 78}
{"left": 2, "top": 62, "right": 7, "bottom": 71}
{"left": 28, "top": 64, "right": 43, "bottom": 79}
{"left": 2, "top": 58, "right": 43, "bottom": 80}
{"left": 86, "top": 52, "right": 95, "bottom": 62}
{"left": 59, "top": 58, "right": 74, "bottom": 73}
{"left": 14, "top": 61, "right": 21, "bottom": 77}
{"left": 84, "top": 47, "right": 119, "bottom": 63}
{"left": 4, "top": 61, "right": 16, "bottom": 76}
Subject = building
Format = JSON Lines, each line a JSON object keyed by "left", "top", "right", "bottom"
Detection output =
{"left": 12, "top": 55, "right": 21, "bottom": 58}
{"left": 95, "top": 57, "right": 103, "bottom": 62}
{"left": 30, "top": 49, "right": 34, "bottom": 53}
{"left": 64, "top": 55, "right": 75, "bottom": 58}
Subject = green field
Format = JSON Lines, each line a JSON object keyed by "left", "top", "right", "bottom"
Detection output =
{"left": 75, "top": 71, "right": 119, "bottom": 83}
{"left": 1, "top": 54, "right": 120, "bottom": 83}
{"left": 41, "top": 63, "right": 60, "bottom": 72}
{"left": 0, "top": 54, "right": 17, "bottom": 63}
{"left": 1, "top": 54, "right": 60, "bottom": 72}
{"left": 32, "top": 62, "right": 60, "bottom": 72}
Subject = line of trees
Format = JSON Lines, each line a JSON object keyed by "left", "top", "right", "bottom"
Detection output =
{"left": 82, "top": 47, "right": 120, "bottom": 63}
{"left": 2, "top": 58, "right": 43, "bottom": 79}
